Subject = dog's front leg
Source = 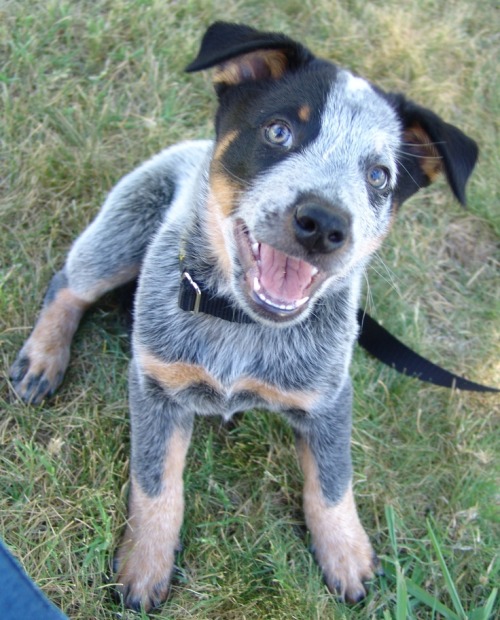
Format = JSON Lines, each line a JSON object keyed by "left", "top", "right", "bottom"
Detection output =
{"left": 295, "top": 381, "right": 379, "bottom": 603}
{"left": 114, "top": 361, "right": 194, "bottom": 612}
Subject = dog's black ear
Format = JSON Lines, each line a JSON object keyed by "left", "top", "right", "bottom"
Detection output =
{"left": 185, "top": 22, "right": 314, "bottom": 91}
{"left": 390, "top": 95, "right": 478, "bottom": 206}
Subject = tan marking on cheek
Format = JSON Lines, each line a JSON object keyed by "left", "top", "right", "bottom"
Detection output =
{"left": 206, "top": 143, "right": 242, "bottom": 278}
{"left": 296, "top": 439, "right": 376, "bottom": 601}
{"left": 115, "top": 428, "right": 191, "bottom": 610}
{"left": 204, "top": 188, "right": 233, "bottom": 278}
{"left": 209, "top": 168, "right": 240, "bottom": 218}
{"left": 298, "top": 104, "right": 312, "bottom": 122}
{"left": 138, "top": 350, "right": 222, "bottom": 393}
{"left": 214, "top": 129, "right": 239, "bottom": 161}
{"left": 235, "top": 377, "right": 319, "bottom": 410}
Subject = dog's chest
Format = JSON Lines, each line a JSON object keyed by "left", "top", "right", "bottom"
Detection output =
{"left": 138, "top": 343, "right": 323, "bottom": 418}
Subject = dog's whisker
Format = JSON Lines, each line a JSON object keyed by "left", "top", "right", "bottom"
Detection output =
{"left": 396, "top": 148, "right": 443, "bottom": 161}
{"left": 362, "top": 270, "right": 374, "bottom": 314}
{"left": 402, "top": 139, "right": 447, "bottom": 148}
{"left": 216, "top": 161, "right": 252, "bottom": 186}
{"left": 395, "top": 157, "right": 423, "bottom": 189}
{"left": 369, "top": 254, "right": 400, "bottom": 294}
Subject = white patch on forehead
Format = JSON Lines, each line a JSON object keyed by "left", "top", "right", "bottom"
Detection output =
{"left": 316, "top": 72, "right": 401, "bottom": 167}
{"left": 344, "top": 71, "right": 372, "bottom": 96}
{"left": 373, "top": 130, "right": 389, "bottom": 154}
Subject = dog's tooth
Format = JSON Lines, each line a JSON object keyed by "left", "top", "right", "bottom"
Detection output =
{"left": 252, "top": 241, "right": 260, "bottom": 258}
{"left": 311, "top": 267, "right": 319, "bottom": 276}
{"left": 254, "top": 281, "right": 310, "bottom": 312}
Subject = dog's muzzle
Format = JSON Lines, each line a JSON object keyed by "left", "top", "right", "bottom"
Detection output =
{"left": 234, "top": 197, "right": 353, "bottom": 322}
{"left": 235, "top": 221, "right": 331, "bottom": 322}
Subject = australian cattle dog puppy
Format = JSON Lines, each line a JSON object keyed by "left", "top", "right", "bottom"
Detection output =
{"left": 10, "top": 22, "right": 478, "bottom": 611}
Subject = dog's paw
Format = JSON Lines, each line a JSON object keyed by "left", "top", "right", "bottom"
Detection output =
{"left": 113, "top": 533, "right": 176, "bottom": 612}
{"left": 301, "top": 475, "right": 381, "bottom": 604}
{"left": 314, "top": 532, "right": 380, "bottom": 603}
{"left": 9, "top": 342, "right": 69, "bottom": 405}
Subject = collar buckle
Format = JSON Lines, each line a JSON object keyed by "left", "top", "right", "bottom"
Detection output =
{"left": 181, "top": 271, "right": 202, "bottom": 314}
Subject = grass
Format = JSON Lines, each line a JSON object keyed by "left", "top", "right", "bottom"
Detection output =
{"left": 1, "top": 0, "right": 499, "bottom": 618}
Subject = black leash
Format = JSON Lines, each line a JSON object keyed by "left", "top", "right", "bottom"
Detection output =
{"left": 179, "top": 270, "right": 498, "bottom": 393}
{"left": 356, "top": 309, "right": 498, "bottom": 393}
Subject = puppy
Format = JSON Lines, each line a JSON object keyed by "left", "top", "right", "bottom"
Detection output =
{"left": 10, "top": 22, "right": 478, "bottom": 611}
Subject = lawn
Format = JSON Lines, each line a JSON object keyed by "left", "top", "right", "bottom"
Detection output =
{"left": 1, "top": 1, "right": 498, "bottom": 618}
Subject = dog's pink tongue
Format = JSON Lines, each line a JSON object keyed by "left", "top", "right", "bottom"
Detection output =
{"left": 259, "top": 243, "right": 313, "bottom": 303}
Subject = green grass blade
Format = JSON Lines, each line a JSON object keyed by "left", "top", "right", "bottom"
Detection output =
{"left": 427, "top": 520, "right": 467, "bottom": 619}
{"left": 396, "top": 565, "right": 408, "bottom": 620}
{"left": 482, "top": 587, "right": 499, "bottom": 620}
{"left": 385, "top": 504, "right": 398, "bottom": 556}
{"left": 405, "top": 578, "right": 461, "bottom": 620}
{"left": 467, "top": 588, "right": 499, "bottom": 620}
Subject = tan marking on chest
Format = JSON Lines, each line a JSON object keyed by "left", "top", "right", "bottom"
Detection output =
{"left": 234, "top": 376, "right": 318, "bottom": 410}
{"left": 139, "top": 352, "right": 221, "bottom": 393}
{"left": 138, "top": 350, "right": 318, "bottom": 410}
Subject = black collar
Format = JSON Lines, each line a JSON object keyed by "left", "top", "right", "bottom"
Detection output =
{"left": 178, "top": 271, "right": 499, "bottom": 393}
{"left": 178, "top": 270, "right": 255, "bottom": 324}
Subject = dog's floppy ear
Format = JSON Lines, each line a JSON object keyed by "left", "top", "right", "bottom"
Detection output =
{"left": 391, "top": 95, "right": 479, "bottom": 206}
{"left": 185, "top": 21, "right": 314, "bottom": 91}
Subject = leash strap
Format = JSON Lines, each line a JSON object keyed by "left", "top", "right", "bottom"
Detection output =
{"left": 178, "top": 270, "right": 498, "bottom": 392}
{"left": 357, "top": 309, "right": 499, "bottom": 393}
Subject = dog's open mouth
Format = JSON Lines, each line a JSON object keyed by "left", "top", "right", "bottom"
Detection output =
{"left": 236, "top": 222, "right": 324, "bottom": 320}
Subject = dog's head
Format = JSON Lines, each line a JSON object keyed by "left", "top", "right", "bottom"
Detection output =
{"left": 186, "top": 22, "right": 478, "bottom": 326}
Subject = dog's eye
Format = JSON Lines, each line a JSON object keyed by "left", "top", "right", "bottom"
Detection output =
{"left": 264, "top": 121, "right": 293, "bottom": 148}
{"left": 367, "top": 165, "right": 390, "bottom": 190}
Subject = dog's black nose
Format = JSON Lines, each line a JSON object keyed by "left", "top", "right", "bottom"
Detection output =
{"left": 293, "top": 203, "right": 351, "bottom": 253}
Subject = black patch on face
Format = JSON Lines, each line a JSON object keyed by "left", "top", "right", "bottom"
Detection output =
{"left": 214, "top": 60, "right": 337, "bottom": 184}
